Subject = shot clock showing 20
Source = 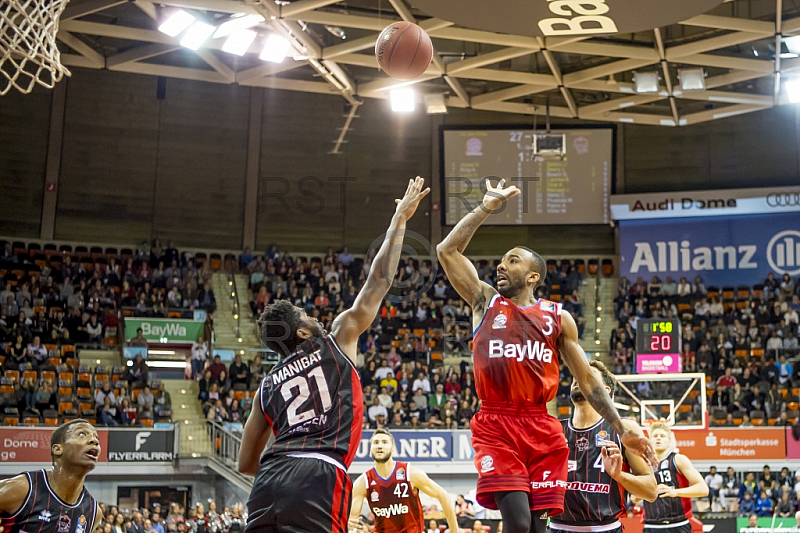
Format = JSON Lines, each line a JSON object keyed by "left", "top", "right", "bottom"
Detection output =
{"left": 635, "top": 318, "right": 683, "bottom": 374}
{"left": 637, "top": 318, "right": 681, "bottom": 354}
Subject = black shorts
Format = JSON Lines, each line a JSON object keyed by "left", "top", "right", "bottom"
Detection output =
{"left": 644, "top": 520, "right": 692, "bottom": 533}
{"left": 245, "top": 454, "right": 351, "bottom": 533}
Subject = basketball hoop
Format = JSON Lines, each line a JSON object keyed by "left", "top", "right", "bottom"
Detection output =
{"left": 0, "top": 0, "right": 71, "bottom": 95}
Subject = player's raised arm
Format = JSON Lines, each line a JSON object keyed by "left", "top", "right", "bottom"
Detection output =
{"left": 237, "top": 389, "right": 272, "bottom": 476}
{"left": 347, "top": 474, "right": 368, "bottom": 531}
{"left": 436, "top": 179, "right": 518, "bottom": 315}
{"left": 409, "top": 467, "right": 460, "bottom": 533}
{"left": 0, "top": 474, "right": 29, "bottom": 515}
{"left": 662, "top": 455, "right": 709, "bottom": 499}
{"left": 602, "top": 421, "right": 658, "bottom": 502}
{"left": 331, "top": 177, "right": 429, "bottom": 359}
{"left": 559, "top": 310, "right": 657, "bottom": 466}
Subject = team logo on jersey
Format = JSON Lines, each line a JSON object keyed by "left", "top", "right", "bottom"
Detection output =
{"left": 660, "top": 460, "right": 668, "bottom": 469}
{"left": 57, "top": 515, "right": 71, "bottom": 533}
{"left": 480, "top": 455, "right": 494, "bottom": 472}
{"left": 371, "top": 491, "right": 380, "bottom": 502}
{"left": 540, "top": 301, "right": 555, "bottom": 312}
{"left": 568, "top": 460, "right": 577, "bottom": 472}
{"left": 576, "top": 436, "right": 589, "bottom": 451}
{"left": 370, "top": 480, "right": 377, "bottom": 486}
{"left": 396, "top": 468, "right": 405, "bottom": 480}
{"left": 38, "top": 511, "right": 52, "bottom": 523}
{"left": 492, "top": 313, "right": 507, "bottom": 329}
{"left": 75, "top": 515, "right": 87, "bottom": 533}
{"left": 596, "top": 430, "right": 609, "bottom": 446}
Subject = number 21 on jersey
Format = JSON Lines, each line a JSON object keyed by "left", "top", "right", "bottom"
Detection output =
{"left": 280, "top": 367, "right": 332, "bottom": 426}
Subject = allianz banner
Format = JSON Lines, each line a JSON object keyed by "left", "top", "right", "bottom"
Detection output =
{"left": 124, "top": 318, "right": 205, "bottom": 344}
{"left": 107, "top": 429, "right": 174, "bottom": 462}
{"left": 619, "top": 213, "right": 800, "bottom": 286}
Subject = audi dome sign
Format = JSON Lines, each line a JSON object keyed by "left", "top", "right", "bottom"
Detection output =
{"left": 411, "top": 0, "right": 725, "bottom": 38}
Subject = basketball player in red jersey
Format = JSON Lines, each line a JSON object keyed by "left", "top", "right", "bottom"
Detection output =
{"left": 631, "top": 423, "right": 708, "bottom": 533}
{"left": 238, "top": 177, "right": 430, "bottom": 533}
{"left": 348, "top": 429, "right": 459, "bottom": 533}
{"left": 0, "top": 419, "right": 103, "bottom": 533}
{"left": 436, "top": 179, "right": 657, "bottom": 533}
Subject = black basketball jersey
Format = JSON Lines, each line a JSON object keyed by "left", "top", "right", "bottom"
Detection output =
{"left": 259, "top": 334, "right": 364, "bottom": 468}
{"left": 643, "top": 452, "right": 692, "bottom": 525}
{"left": 550, "top": 419, "right": 627, "bottom": 529}
{"left": 0, "top": 470, "right": 98, "bottom": 533}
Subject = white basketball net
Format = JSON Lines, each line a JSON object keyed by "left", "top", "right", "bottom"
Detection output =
{"left": 0, "top": 0, "right": 71, "bottom": 95}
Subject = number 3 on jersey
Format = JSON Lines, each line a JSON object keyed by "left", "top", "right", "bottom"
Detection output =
{"left": 280, "top": 367, "right": 332, "bottom": 426}
{"left": 542, "top": 316, "right": 554, "bottom": 336}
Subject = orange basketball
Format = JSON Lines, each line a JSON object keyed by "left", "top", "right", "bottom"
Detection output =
{"left": 375, "top": 21, "right": 434, "bottom": 80}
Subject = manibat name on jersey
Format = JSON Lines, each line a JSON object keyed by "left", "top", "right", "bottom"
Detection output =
{"left": 270, "top": 351, "right": 322, "bottom": 385}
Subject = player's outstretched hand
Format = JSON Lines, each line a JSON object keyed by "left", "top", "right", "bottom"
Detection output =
{"left": 347, "top": 515, "right": 362, "bottom": 532}
{"left": 600, "top": 441, "right": 623, "bottom": 479}
{"left": 481, "top": 178, "right": 520, "bottom": 212}
{"left": 621, "top": 431, "right": 658, "bottom": 468}
{"left": 394, "top": 176, "right": 430, "bottom": 221}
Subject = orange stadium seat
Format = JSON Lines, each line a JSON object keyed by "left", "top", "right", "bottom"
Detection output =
{"left": 3, "top": 417, "right": 18, "bottom": 426}
{"left": 5, "top": 370, "right": 19, "bottom": 383}
{"left": 22, "top": 370, "right": 37, "bottom": 382}
{"left": 23, "top": 416, "right": 39, "bottom": 426}
{"left": 41, "top": 370, "right": 56, "bottom": 383}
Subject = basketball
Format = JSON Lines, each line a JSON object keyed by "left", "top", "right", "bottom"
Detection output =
{"left": 375, "top": 21, "right": 434, "bottom": 80}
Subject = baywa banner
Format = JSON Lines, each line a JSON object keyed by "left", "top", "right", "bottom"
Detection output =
{"left": 107, "top": 430, "right": 174, "bottom": 462}
{"left": 124, "top": 318, "right": 205, "bottom": 344}
{"left": 619, "top": 213, "right": 800, "bottom": 286}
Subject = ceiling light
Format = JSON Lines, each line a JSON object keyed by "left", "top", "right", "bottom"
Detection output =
{"left": 784, "top": 36, "right": 800, "bottom": 56}
{"left": 180, "top": 22, "right": 215, "bottom": 50}
{"left": 222, "top": 29, "right": 257, "bottom": 56}
{"left": 424, "top": 93, "right": 447, "bottom": 114}
{"left": 324, "top": 25, "right": 346, "bottom": 39}
{"left": 633, "top": 71, "right": 659, "bottom": 93}
{"left": 158, "top": 10, "right": 196, "bottom": 37}
{"left": 390, "top": 88, "right": 415, "bottom": 112}
{"left": 213, "top": 14, "right": 264, "bottom": 39}
{"left": 678, "top": 67, "right": 705, "bottom": 91}
{"left": 785, "top": 78, "right": 800, "bottom": 103}
{"left": 260, "top": 33, "right": 292, "bottom": 63}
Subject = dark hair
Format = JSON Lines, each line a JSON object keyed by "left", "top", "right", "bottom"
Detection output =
{"left": 258, "top": 300, "right": 303, "bottom": 357}
{"left": 516, "top": 246, "right": 546, "bottom": 288}
{"left": 51, "top": 419, "right": 91, "bottom": 462}
{"left": 589, "top": 360, "right": 616, "bottom": 398}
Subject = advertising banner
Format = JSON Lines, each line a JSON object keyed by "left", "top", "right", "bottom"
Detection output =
{"left": 354, "top": 431, "right": 454, "bottom": 463}
{"left": 611, "top": 186, "right": 800, "bottom": 220}
{"left": 619, "top": 213, "right": 800, "bottom": 286}
{"left": 673, "top": 428, "right": 786, "bottom": 461}
{"left": 0, "top": 427, "right": 109, "bottom": 463}
{"left": 107, "top": 429, "right": 174, "bottom": 462}
{"left": 124, "top": 318, "right": 205, "bottom": 344}
{"left": 636, "top": 354, "right": 681, "bottom": 374}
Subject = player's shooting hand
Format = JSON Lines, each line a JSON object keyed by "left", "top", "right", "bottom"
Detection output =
{"left": 394, "top": 176, "right": 431, "bottom": 221}
{"left": 600, "top": 441, "right": 623, "bottom": 480}
{"left": 481, "top": 179, "right": 520, "bottom": 212}
{"left": 620, "top": 430, "right": 658, "bottom": 468}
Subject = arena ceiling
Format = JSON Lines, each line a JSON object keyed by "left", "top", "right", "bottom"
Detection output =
{"left": 52, "top": 0, "right": 800, "bottom": 126}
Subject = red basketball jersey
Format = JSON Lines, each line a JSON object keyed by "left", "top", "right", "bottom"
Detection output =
{"left": 364, "top": 462, "right": 425, "bottom": 533}
{"left": 472, "top": 295, "right": 563, "bottom": 405}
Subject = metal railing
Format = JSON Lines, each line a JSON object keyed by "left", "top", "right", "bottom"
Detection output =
{"left": 205, "top": 420, "right": 254, "bottom": 492}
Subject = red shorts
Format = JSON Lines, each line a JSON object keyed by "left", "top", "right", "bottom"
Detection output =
{"left": 472, "top": 401, "right": 569, "bottom": 516}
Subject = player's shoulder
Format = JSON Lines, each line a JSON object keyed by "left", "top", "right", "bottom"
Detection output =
{"left": 0, "top": 472, "right": 32, "bottom": 514}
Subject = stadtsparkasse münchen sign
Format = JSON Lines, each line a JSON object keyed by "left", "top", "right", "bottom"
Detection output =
{"left": 411, "top": 0, "right": 725, "bottom": 37}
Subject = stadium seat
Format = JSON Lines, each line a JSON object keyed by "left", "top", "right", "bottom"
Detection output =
{"left": 750, "top": 410, "right": 765, "bottom": 425}
{"left": 601, "top": 259, "right": 614, "bottom": 277}
{"left": 23, "top": 416, "right": 39, "bottom": 426}
{"left": 210, "top": 253, "right": 222, "bottom": 270}
{"left": 3, "top": 416, "right": 18, "bottom": 426}
{"left": 4, "top": 370, "right": 19, "bottom": 383}
{"left": 587, "top": 259, "right": 598, "bottom": 275}
{"left": 22, "top": 370, "right": 37, "bottom": 382}
{"left": 43, "top": 243, "right": 57, "bottom": 257}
